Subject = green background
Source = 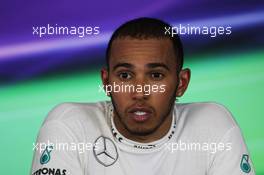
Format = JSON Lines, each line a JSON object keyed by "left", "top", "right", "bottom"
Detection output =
{"left": 0, "top": 50, "right": 263, "bottom": 174}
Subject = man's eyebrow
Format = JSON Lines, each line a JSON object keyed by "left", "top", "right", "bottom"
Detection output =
{"left": 113, "top": 63, "right": 134, "bottom": 71}
{"left": 146, "top": 63, "right": 170, "bottom": 71}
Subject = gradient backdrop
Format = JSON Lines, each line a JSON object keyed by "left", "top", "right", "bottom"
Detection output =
{"left": 0, "top": 0, "right": 264, "bottom": 174}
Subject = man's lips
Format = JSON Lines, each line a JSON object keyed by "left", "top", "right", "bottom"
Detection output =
{"left": 128, "top": 107, "right": 152, "bottom": 122}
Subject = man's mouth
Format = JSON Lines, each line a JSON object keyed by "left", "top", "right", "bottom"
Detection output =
{"left": 134, "top": 111, "right": 147, "bottom": 115}
{"left": 128, "top": 107, "right": 152, "bottom": 122}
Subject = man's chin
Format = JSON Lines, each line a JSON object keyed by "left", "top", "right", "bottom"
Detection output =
{"left": 125, "top": 126, "right": 156, "bottom": 137}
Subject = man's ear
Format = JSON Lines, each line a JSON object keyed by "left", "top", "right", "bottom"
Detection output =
{"left": 176, "top": 68, "right": 191, "bottom": 97}
{"left": 101, "top": 68, "right": 110, "bottom": 96}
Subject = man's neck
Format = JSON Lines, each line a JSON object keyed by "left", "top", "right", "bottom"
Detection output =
{"left": 113, "top": 112, "right": 173, "bottom": 143}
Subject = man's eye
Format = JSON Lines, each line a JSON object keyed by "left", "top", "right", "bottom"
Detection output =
{"left": 151, "top": 72, "right": 164, "bottom": 79}
{"left": 119, "top": 72, "right": 132, "bottom": 80}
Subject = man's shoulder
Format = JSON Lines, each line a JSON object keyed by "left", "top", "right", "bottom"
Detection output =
{"left": 176, "top": 102, "right": 238, "bottom": 133}
{"left": 37, "top": 101, "right": 112, "bottom": 142}
{"left": 44, "top": 101, "right": 109, "bottom": 123}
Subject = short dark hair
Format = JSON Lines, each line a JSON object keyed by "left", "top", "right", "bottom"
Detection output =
{"left": 106, "top": 17, "right": 184, "bottom": 71}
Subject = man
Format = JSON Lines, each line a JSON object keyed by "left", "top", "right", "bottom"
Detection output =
{"left": 31, "top": 18, "right": 255, "bottom": 175}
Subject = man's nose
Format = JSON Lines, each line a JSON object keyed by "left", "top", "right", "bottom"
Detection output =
{"left": 131, "top": 78, "right": 149, "bottom": 100}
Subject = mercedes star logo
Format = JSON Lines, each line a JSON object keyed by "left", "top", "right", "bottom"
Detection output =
{"left": 93, "top": 136, "right": 118, "bottom": 167}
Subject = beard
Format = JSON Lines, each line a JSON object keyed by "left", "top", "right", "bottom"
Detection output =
{"left": 109, "top": 87, "right": 177, "bottom": 137}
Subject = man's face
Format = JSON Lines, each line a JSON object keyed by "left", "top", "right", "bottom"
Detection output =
{"left": 103, "top": 37, "right": 183, "bottom": 140}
